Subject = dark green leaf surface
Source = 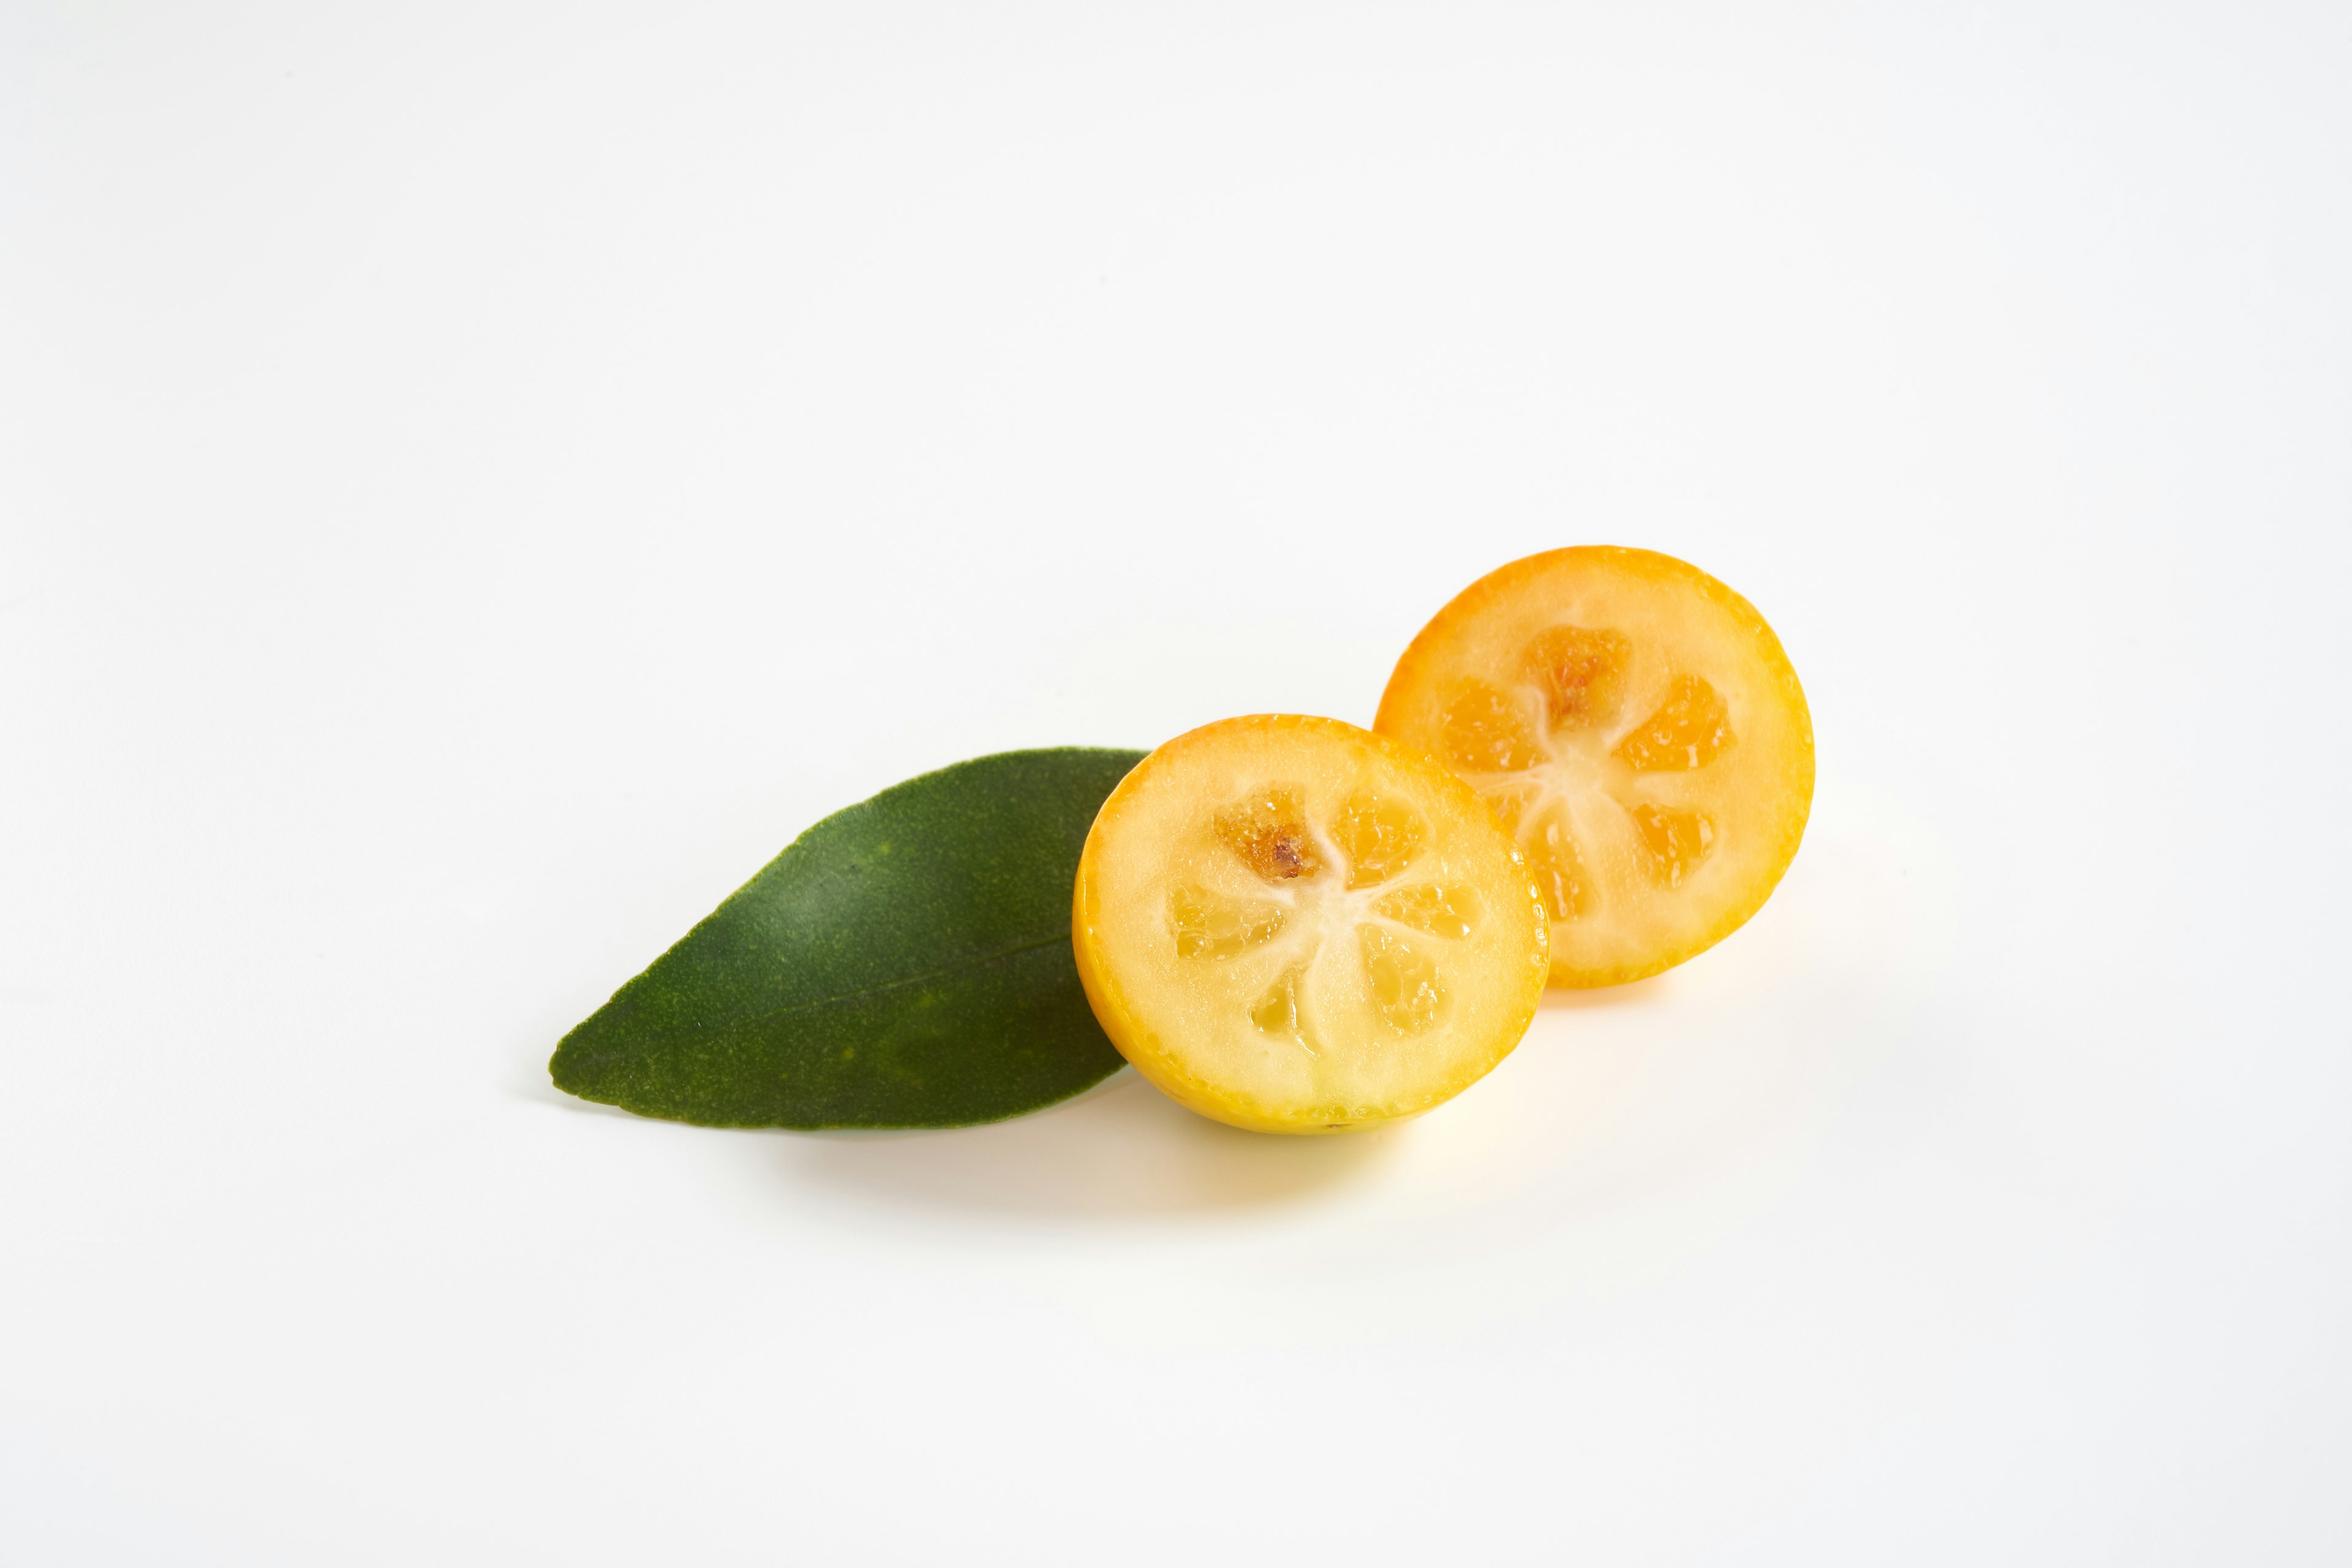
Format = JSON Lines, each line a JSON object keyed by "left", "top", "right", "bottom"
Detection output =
{"left": 551, "top": 747, "right": 1144, "bottom": 1128}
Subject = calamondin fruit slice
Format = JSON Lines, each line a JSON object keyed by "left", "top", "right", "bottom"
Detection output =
{"left": 1072, "top": 714, "right": 1549, "bottom": 1134}
{"left": 1375, "top": 547, "right": 1813, "bottom": 988}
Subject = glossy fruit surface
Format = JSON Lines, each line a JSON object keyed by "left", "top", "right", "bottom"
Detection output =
{"left": 1375, "top": 547, "right": 1812, "bottom": 987}
{"left": 1072, "top": 714, "right": 1548, "bottom": 1134}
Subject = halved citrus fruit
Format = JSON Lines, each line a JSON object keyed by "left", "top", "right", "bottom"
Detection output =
{"left": 1072, "top": 714, "right": 1549, "bottom": 1134}
{"left": 1374, "top": 547, "right": 1812, "bottom": 988}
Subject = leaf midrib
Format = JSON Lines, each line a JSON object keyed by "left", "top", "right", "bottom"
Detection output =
{"left": 609, "top": 925, "right": 1074, "bottom": 1053}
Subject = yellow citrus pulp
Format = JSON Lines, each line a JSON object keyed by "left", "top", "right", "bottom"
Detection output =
{"left": 1375, "top": 547, "right": 1812, "bottom": 987}
{"left": 1072, "top": 714, "right": 1550, "bottom": 1133}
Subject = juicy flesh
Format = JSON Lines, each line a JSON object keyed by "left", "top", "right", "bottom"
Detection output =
{"left": 1169, "top": 786, "right": 1483, "bottom": 1044}
{"left": 1613, "top": 674, "right": 1734, "bottom": 772}
{"left": 1439, "top": 627, "right": 1738, "bottom": 922}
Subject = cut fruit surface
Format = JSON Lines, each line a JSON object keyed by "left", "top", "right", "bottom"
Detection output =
{"left": 1072, "top": 714, "right": 1549, "bottom": 1134}
{"left": 1375, "top": 547, "right": 1812, "bottom": 987}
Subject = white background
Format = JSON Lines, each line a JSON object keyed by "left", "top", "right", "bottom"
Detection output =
{"left": 4, "top": 2, "right": 2348, "bottom": 1562}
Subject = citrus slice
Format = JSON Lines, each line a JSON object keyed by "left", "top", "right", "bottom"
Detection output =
{"left": 1072, "top": 714, "right": 1549, "bottom": 1134}
{"left": 1374, "top": 547, "right": 1812, "bottom": 988}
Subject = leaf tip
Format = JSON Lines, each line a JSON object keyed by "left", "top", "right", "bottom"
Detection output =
{"left": 547, "top": 1028, "right": 614, "bottom": 1105}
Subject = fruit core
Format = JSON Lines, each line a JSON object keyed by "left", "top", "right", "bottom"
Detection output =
{"left": 1436, "top": 624, "right": 1741, "bottom": 921}
{"left": 1172, "top": 785, "right": 1492, "bottom": 1049}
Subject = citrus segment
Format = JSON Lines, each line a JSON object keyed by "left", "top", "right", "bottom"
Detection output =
{"left": 1614, "top": 674, "right": 1736, "bottom": 772}
{"left": 1167, "top": 884, "right": 1285, "bottom": 960}
{"left": 1250, "top": 967, "right": 1309, "bottom": 1046}
{"left": 1372, "top": 882, "right": 1482, "bottom": 940}
{"left": 1628, "top": 802, "right": 1716, "bottom": 888}
{"left": 1358, "top": 926, "right": 1444, "bottom": 1035}
{"left": 1523, "top": 804, "right": 1597, "bottom": 922}
{"left": 1375, "top": 547, "right": 1812, "bottom": 987}
{"left": 1333, "top": 790, "right": 1427, "bottom": 888}
{"left": 1072, "top": 714, "right": 1549, "bottom": 1134}
{"left": 1437, "top": 681, "right": 1545, "bottom": 772}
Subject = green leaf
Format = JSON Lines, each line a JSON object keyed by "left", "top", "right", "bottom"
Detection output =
{"left": 550, "top": 747, "right": 1145, "bottom": 1128}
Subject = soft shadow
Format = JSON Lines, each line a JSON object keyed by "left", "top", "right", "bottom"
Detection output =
{"left": 517, "top": 1029, "right": 1400, "bottom": 1218}
{"left": 774, "top": 1071, "right": 1402, "bottom": 1219}
{"left": 1540, "top": 971, "right": 1677, "bottom": 1012}
{"left": 523, "top": 1079, "right": 646, "bottom": 1120}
